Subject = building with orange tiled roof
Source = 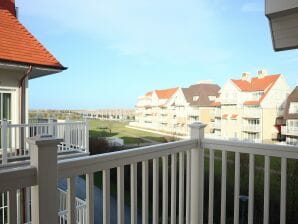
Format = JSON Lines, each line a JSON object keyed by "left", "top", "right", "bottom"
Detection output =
{"left": 0, "top": 0, "right": 66, "bottom": 125}
{"left": 209, "top": 70, "right": 290, "bottom": 143}
{"left": 132, "top": 82, "right": 220, "bottom": 136}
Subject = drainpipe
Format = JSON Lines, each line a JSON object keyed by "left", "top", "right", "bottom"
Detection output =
{"left": 18, "top": 65, "right": 32, "bottom": 224}
{"left": 19, "top": 65, "right": 32, "bottom": 125}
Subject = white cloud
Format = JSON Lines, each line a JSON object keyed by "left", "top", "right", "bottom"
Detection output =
{"left": 17, "top": 0, "right": 230, "bottom": 64}
{"left": 241, "top": 2, "right": 263, "bottom": 12}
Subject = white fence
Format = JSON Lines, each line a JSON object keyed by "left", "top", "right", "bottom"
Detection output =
{"left": 0, "top": 120, "right": 89, "bottom": 164}
{"left": 1, "top": 122, "right": 298, "bottom": 223}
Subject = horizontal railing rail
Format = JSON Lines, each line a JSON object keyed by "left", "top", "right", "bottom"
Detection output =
{"left": 0, "top": 120, "right": 89, "bottom": 164}
{"left": 58, "top": 139, "right": 197, "bottom": 178}
{"left": 2, "top": 122, "right": 298, "bottom": 224}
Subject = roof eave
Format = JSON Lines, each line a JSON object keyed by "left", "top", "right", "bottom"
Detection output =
{"left": 0, "top": 60, "right": 67, "bottom": 79}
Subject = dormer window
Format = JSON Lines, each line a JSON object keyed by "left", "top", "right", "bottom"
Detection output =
{"left": 193, "top": 96, "right": 200, "bottom": 101}
{"left": 289, "top": 102, "right": 298, "bottom": 114}
{"left": 209, "top": 96, "right": 216, "bottom": 101}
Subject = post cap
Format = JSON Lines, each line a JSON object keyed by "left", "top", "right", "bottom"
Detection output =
{"left": 188, "top": 122, "right": 207, "bottom": 129}
{"left": 26, "top": 135, "right": 63, "bottom": 146}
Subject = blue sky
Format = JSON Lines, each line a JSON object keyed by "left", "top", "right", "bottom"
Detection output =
{"left": 17, "top": 0, "right": 298, "bottom": 109}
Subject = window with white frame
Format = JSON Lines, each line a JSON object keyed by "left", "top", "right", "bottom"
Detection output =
{"left": 193, "top": 96, "right": 200, "bottom": 101}
{"left": 209, "top": 96, "right": 216, "bottom": 101}
{"left": 289, "top": 102, "right": 298, "bottom": 114}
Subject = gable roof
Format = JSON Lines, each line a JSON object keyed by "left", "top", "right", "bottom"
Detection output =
{"left": 145, "top": 91, "right": 153, "bottom": 97}
{"left": 155, "top": 87, "right": 178, "bottom": 99}
{"left": 0, "top": 6, "right": 65, "bottom": 71}
{"left": 284, "top": 86, "right": 298, "bottom": 120}
{"left": 182, "top": 83, "right": 220, "bottom": 106}
{"left": 231, "top": 74, "right": 280, "bottom": 92}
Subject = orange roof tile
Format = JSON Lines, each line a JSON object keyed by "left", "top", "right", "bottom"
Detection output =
{"left": 231, "top": 114, "right": 238, "bottom": 119}
{"left": 222, "top": 114, "right": 228, "bottom": 119}
{"left": 243, "top": 100, "right": 260, "bottom": 106}
{"left": 155, "top": 87, "right": 178, "bottom": 99}
{"left": 211, "top": 101, "right": 221, "bottom": 107}
{"left": 0, "top": 6, "right": 65, "bottom": 70}
{"left": 231, "top": 75, "right": 280, "bottom": 92}
{"left": 145, "top": 91, "right": 153, "bottom": 97}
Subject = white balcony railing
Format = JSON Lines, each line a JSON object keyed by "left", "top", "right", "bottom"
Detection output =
{"left": 242, "top": 125, "right": 261, "bottom": 132}
{"left": 281, "top": 126, "right": 298, "bottom": 137}
{"left": 0, "top": 119, "right": 89, "bottom": 165}
{"left": 1, "top": 123, "right": 298, "bottom": 223}
{"left": 243, "top": 109, "right": 262, "bottom": 118}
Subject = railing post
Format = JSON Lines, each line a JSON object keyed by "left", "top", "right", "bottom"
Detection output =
{"left": 85, "top": 118, "right": 89, "bottom": 153}
{"left": 189, "top": 122, "right": 206, "bottom": 224}
{"left": 48, "top": 118, "right": 54, "bottom": 136}
{"left": 1, "top": 119, "right": 8, "bottom": 164}
{"left": 27, "top": 136, "right": 62, "bottom": 224}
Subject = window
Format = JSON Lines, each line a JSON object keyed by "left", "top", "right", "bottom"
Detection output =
{"left": 0, "top": 93, "right": 11, "bottom": 122}
{"left": 289, "top": 102, "right": 298, "bottom": 114}
{"left": 209, "top": 96, "right": 216, "bottom": 101}
{"left": 193, "top": 96, "right": 200, "bottom": 101}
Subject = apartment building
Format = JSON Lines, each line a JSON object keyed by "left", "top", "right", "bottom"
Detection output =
{"left": 281, "top": 87, "right": 298, "bottom": 145}
{"left": 211, "top": 70, "right": 290, "bottom": 143}
{"left": 132, "top": 83, "right": 220, "bottom": 136}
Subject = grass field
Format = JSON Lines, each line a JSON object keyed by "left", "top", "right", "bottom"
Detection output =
{"left": 88, "top": 119, "right": 168, "bottom": 144}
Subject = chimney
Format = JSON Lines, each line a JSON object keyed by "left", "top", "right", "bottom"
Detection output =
{"left": 257, "top": 69, "right": 267, "bottom": 79}
{"left": 241, "top": 72, "right": 251, "bottom": 82}
{"left": 0, "top": 0, "right": 17, "bottom": 17}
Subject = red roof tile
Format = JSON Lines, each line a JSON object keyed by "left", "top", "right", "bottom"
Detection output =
{"left": 231, "top": 75, "right": 280, "bottom": 92}
{"left": 155, "top": 87, "right": 178, "bottom": 99}
{"left": 0, "top": 7, "right": 65, "bottom": 70}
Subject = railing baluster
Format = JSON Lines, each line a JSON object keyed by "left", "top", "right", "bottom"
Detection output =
{"left": 162, "top": 156, "right": 168, "bottom": 224}
{"left": 186, "top": 150, "right": 191, "bottom": 224}
{"left": 8, "top": 190, "right": 17, "bottom": 224}
{"left": 117, "top": 166, "right": 124, "bottom": 224}
{"left": 248, "top": 154, "right": 255, "bottom": 224}
{"left": 171, "top": 154, "right": 177, "bottom": 224}
{"left": 263, "top": 156, "right": 270, "bottom": 224}
{"left": 280, "top": 157, "right": 287, "bottom": 224}
{"left": 67, "top": 177, "right": 76, "bottom": 224}
{"left": 208, "top": 149, "right": 215, "bottom": 224}
{"left": 86, "top": 173, "right": 94, "bottom": 224}
{"left": 1, "top": 120, "right": 8, "bottom": 164}
{"left": 234, "top": 152, "right": 240, "bottom": 224}
{"left": 131, "top": 163, "right": 138, "bottom": 224}
{"left": 142, "top": 160, "right": 149, "bottom": 224}
{"left": 153, "top": 158, "right": 159, "bottom": 224}
{"left": 221, "top": 150, "right": 227, "bottom": 224}
{"left": 103, "top": 169, "right": 110, "bottom": 224}
{"left": 178, "top": 152, "right": 185, "bottom": 224}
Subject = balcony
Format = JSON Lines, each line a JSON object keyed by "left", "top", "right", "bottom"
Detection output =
{"left": 0, "top": 123, "right": 297, "bottom": 223}
{"left": 0, "top": 120, "right": 89, "bottom": 165}
{"left": 243, "top": 109, "right": 262, "bottom": 118}
{"left": 281, "top": 126, "right": 298, "bottom": 136}
{"left": 242, "top": 125, "right": 261, "bottom": 132}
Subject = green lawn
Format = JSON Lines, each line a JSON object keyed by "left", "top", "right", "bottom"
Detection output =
{"left": 88, "top": 119, "right": 168, "bottom": 144}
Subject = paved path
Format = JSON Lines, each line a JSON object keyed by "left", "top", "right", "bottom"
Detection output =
{"left": 59, "top": 177, "right": 142, "bottom": 223}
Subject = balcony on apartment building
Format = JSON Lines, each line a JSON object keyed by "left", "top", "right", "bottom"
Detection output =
{"left": 281, "top": 126, "right": 298, "bottom": 137}
{"left": 243, "top": 108, "right": 262, "bottom": 119}
{"left": 242, "top": 125, "right": 261, "bottom": 133}
{"left": 0, "top": 119, "right": 89, "bottom": 165}
{"left": 215, "top": 108, "right": 221, "bottom": 117}
{"left": 1, "top": 122, "right": 296, "bottom": 224}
